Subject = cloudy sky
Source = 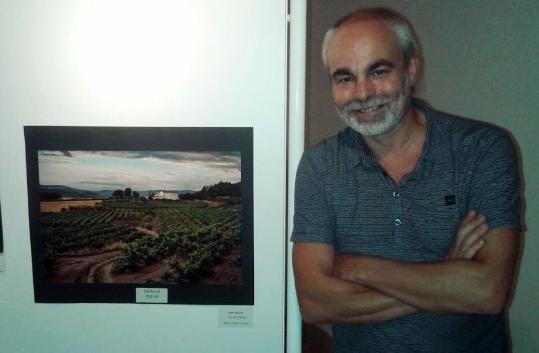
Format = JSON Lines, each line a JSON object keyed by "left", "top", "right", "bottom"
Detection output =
{"left": 38, "top": 150, "right": 241, "bottom": 192}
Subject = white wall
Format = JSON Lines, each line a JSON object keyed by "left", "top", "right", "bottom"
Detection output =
{"left": 307, "top": 1, "right": 539, "bottom": 352}
{"left": 0, "top": 1, "right": 288, "bottom": 352}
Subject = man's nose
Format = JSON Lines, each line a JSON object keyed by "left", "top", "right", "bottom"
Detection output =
{"left": 353, "top": 78, "right": 375, "bottom": 101}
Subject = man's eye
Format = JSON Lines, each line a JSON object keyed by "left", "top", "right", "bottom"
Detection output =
{"left": 335, "top": 75, "right": 352, "bottom": 83}
{"left": 372, "top": 69, "right": 389, "bottom": 77}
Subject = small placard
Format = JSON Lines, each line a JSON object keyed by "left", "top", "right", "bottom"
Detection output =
{"left": 218, "top": 306, "right": 253, "bottom": 328}
{"left": 136, "top": 288, "right": 168, "bottom": 304}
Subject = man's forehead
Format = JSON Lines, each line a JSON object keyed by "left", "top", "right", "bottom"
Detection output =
{"left": 327, "top": 19, "right": 402, "bottom": 70}
{"left": 331, "top": 19, "right": 397, "bottom": 49}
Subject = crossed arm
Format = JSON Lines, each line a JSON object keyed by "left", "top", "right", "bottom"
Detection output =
{"left": 293, "top": 211, "right": 520, "bottom": 324}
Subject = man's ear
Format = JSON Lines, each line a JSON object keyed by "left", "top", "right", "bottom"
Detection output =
{"left": 406, "top": 55, "right": 420, "bottom": 86}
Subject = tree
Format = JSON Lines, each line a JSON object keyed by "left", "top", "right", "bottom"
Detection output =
{"left": 112, "top": 189, "right": 124, "bottom": 199}
{"left": 133, "top": 191, "right": 140, "bottom": 200}
{"left": 40, "top": 191, "right": 61, "bottom": 201}
{"left": 124, "top": 188, "right": 132, "bottom": 199}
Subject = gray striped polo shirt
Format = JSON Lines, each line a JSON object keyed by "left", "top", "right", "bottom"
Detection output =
{"left": 292, "top": 99, "right": 522, "bottom": 353}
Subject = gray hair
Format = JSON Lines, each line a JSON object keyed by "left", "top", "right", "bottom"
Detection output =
{"left": 321, "top": 7, "right": 422, "bottom": 70}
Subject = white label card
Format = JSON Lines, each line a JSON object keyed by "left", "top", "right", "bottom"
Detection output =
{"left": 218, "top": 306, "right": 253, "bottom": 328}
{"left": 136, "top": 288, "right": 168, "bottom": 304}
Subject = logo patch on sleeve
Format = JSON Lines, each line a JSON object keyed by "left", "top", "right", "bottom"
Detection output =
{"left": 444, "top": 194, "right": 456, "bottom": 205}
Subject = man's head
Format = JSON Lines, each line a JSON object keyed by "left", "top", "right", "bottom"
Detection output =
{"left": 322, "top": 8, "right": 422, "bottom": 136}
{"left": 322, "top": 8, "right": 421, "bottom": 71}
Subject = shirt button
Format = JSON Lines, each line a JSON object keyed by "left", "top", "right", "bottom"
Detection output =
{"left": 393, "top": 191, "right": 400, "bottom": 199}
{"left": 394, "top": 218, "right": 402, "bottom": 226}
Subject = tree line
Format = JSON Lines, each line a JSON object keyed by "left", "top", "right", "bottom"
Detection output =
{"left": 112, "top": 187, "right": 140, "bottom": 200}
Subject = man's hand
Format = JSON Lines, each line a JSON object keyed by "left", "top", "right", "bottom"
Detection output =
{"left": 446, "top": 210, "right": 489, "bottom": 260}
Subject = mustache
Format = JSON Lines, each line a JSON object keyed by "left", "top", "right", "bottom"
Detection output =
{"left": 340, "top": 96, "right": 392, "bottom": 112}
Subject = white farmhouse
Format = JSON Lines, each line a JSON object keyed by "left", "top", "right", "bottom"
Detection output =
{"left": 153, "top": 190, "right": 179, "bottom": 200}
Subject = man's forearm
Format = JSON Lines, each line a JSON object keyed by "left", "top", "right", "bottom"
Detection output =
{"left": 293, "top": 243, "right": 417, "bottom": 324}
{"left": 334, "top": 228, "right": 519, "bottom": 314}
{"left": 297, "top": 272, "right": 417, "bottom": 324}
{"left": 348, "top": 256, "right": 492, "bottom": 314}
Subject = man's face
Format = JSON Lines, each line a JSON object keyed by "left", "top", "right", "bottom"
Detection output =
{"left": 326, "top": 20, "right": 416, "bottom": 136}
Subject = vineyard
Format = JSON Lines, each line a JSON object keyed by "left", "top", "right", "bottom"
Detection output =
{"left": 40, "top": 200, "right": 242, "bottom": 285}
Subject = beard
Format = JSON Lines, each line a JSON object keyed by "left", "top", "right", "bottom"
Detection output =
{"left": 336, "top": 77, "right": 412, "bottom": 136}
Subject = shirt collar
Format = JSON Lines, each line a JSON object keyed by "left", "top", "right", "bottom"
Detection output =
{"left": 343, "top": 128, "right": 376, "bottom": 170}
{"left": 414, "top": 98, "right": 452, "bottom": 164}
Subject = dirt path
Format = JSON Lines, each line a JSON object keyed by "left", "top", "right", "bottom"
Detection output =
{"left": 50, "top": 245, "right": 241, "bottom": 285}
{"left": 51, "top": 250, "right": 123, "bottom": 283}
{"left": 51, "top": 249, "right": 170, "bottom": 284}
{"left": 112, "top": 260, "right": 171, "bottom": 283}
{"left": 87, "top": 255, "right": 123, "bottom": 283}
{"left": 135, "top": 226, "right": 159, "bottom": 239}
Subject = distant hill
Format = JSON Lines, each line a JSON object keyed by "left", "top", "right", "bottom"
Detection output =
{"left": 40, "top": 185, "right": 100, "bottom": 200}
{"left": 182, "top": 181, "right": 241, "bottom": 200}
{"left": 94, "top": 190, "right": 115, "bottom": 198}
{"left": 39, "top": 185, "right": 196, "bottom": 200}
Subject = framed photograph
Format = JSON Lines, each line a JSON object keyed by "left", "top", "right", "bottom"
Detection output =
{"left": 25, "top": 126, "right": 253, "bottom": 304}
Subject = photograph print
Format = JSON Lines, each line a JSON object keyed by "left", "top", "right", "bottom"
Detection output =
{"left": 25, "top": 126, "right": 253, "bottom": 304}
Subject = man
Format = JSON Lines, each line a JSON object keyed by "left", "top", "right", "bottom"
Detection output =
{"left": 291, "top": 7, "right": 521, "bottom": 353}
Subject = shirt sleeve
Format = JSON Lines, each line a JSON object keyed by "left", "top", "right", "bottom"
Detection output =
{"left": 290, "top": 148, "right": 335, "bottom": 244}
{"left": 467, "top": 128, "right": 522, "bottom": 231}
